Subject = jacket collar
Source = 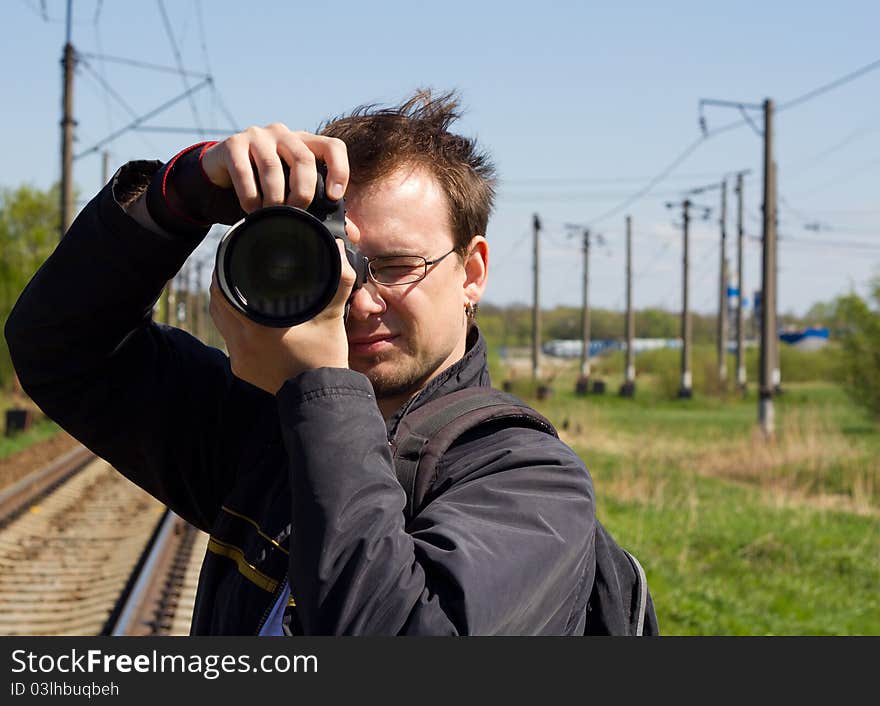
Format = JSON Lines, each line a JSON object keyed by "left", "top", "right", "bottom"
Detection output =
{"left": 385, "top": 325, "right": 492, "bottom": 438}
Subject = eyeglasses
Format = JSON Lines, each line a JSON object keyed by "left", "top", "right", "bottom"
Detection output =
{"left": 366, "top": 248, "right": 458, "bottom": 286}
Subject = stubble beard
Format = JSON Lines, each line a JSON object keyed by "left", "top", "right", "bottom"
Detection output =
{"left": 351, "top": 340, "right": 439, "bottom": 402}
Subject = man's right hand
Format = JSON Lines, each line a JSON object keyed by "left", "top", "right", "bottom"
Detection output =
{"left": 200, "top": 123, "right": 350, "bottom": 213}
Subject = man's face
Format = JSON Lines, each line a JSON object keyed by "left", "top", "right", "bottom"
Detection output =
{"left": 343, "top": 165, "right": 487, "bottom": 406}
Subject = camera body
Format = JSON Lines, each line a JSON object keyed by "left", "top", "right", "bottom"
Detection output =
{"left": 214, "top": 168, "right": 368, "bottom": 328}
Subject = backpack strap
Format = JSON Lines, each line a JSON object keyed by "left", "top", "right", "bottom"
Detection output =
{"left": 390, "top": 387, "right": 558, "bottom": 521}
{"left": 625, "top": 550, "right": 649, "bottom": 636}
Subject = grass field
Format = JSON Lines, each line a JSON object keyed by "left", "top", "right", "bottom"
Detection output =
{"left": 0, "top": 389, "right": 58, "bottom": 461}
{"left": 497, "top": 349, "right": 880, "bottom": 635}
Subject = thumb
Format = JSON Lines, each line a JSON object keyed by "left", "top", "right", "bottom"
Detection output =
{"left": 323, "top": 239, "right": 357, "bottom": 318}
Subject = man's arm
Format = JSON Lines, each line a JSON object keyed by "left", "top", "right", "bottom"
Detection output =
{"left": 3, "top": 162, "right": 271, "bottom": 531}
{"left": 6, "top": 122, "right": 353, "bottom": 529}
{"left": 279, "top": 368, "right": 596, "bottom": 635}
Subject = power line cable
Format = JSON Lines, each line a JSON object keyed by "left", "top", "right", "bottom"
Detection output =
{"left": 19, "top": 0, "right": 47, "bottom": 21}
{"left": 157, "top": 0, "right": 204, "bottom": 136}
{"left": 779, "top": 236, "right": 880, "bottom": 251}
{"left": 77, "top": 57, "right": 141, "bottom": 120}
{"left": 194, "top": 0, "right": 212, "bottom": 75}
{"left": 491, "top": 229, "right": 532, "bottom": 270}
{"left": 76, "top": 57, "right": 161, "bottom": 155}
{"left": 132, "top": 125, "right": 237, "bottom": 135}
{"left": 585, "top": 136, "right": 707, "bottom": 228}
{"left": 788, "top": 121, "right": 880, "bottom": 177}
{"left": 90, "top": 7, "right": 115, "bottom": 147}
{"left": 500, "top": 172, "right": 724, "bottom": 186}
{"left": 587, "top": 55, "right": 880, "bottom": 231}
{"left": 498, "top": 188, "right": 686, "bottom": 202}
{"left": 209, "top": 79, "right": 242, "bottom": 132}
{"left": 790, "top": 155, "right": 880, "bottom": 198}
{"left": 77, "top": 52, "right": 211, "bottom": 78}
{"left": 777, "top": 56, "right": 880, "bottom": 112}
{"left": 74, "top": 77, "right": 212, "bottom": 159}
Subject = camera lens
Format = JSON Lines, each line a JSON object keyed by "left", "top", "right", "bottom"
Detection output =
{"left": 217, "top": 206, "right": 340, "bottom": 326}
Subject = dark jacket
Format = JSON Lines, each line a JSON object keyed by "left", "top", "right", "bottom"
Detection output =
{"left": 5, "top": 161, "right": 596, "bottom": 635}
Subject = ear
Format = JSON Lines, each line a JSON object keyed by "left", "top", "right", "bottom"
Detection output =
{"left": 462, "top": 235, "right": 489, "bottom": 305}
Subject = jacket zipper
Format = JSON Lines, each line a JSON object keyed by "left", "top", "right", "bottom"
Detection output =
{"left": 254, "top": 570, "right": 288, "bottom": 636}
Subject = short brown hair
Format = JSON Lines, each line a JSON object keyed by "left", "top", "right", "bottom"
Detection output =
{"left": 319, "top": 89, "right": 496, "bottom": 254}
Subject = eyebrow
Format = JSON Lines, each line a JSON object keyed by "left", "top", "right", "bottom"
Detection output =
{"left": 367, "top": 251, "right": 423, "bottom": 259}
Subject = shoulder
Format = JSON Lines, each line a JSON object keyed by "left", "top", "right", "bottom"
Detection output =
{"left": 437, "top": 420, "right": 593, "bottom": 499}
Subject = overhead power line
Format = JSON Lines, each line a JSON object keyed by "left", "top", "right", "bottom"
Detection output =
{"left": 780, "top": 236, "right": 880, "bottom": 251}
{"left": 74, "top": 77, "right": 212, "bottom": 159}
{"left": 77, "top": 52, "right": 211, "bottom": 79}
{"left": 586, "top": 55, "right": 880, "bottom": 230}
{"left": 157, "top": 0, "right": 204, "bottom": 135}
{"left": 19, "top": 0, "right": 49, "bottom": 21}
{"left": 132, "top": 125, "right": 233, "bottom": 135}
{"left": 500, "top": 172, "right": 725, "bottom": 186}
{"left": 777, "top": 56, "right": 880, "bottom": 112}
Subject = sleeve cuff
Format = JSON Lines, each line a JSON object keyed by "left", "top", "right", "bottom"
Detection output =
{"left": 276, "top": 368, "right": 376, "bottom": 406}
{"left": 145, "top": 142, "right": 245, "bottom": 237}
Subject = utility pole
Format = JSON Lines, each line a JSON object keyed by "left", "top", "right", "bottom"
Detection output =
{"left": 579, "top": 229, "right": 591, "bottom": 386}
{"left": 734, "top": 171, "right": 747, "bottom": 392}
{"left": 717, "top": 178, "right": 728, "bottom": 385}
{"left": 666, "top": 199, "right": 693, "bottom": 398}
{"left": 679, "top": 199, "right": 692, "bottom": 399}
{"left": 759, "top": 99, "right": 777, "bottom": 438}
{"left": 531, "top": 214, "right": 542, "bottom": 382}
{"left": 772, "top": 160, "right": 782, "bottom": 396}
{"left": 699, "top": 96, "right": 777, "bottom": 434}
{"left": 102, "top": 150, "right": 110, "bottom": 185}
{"left": 620, "top": 215, "right": 636, "bottom": 397}
{"left": 666, "top": 192, "right": 713, "bottom": 398}
{"left": 59, "top": 0, "right": 75, "bottom": 239}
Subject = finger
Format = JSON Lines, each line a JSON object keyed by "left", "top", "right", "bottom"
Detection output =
{"left": 299, "top": 134, "right": 350, "bottom": 200}
{"left": 200, "top": 142, "right": 233, "bottom": 188}
{"left": 324, "top": 239, "right": 357, "bottom": 317}
{"left": 276, "top": 139, "right": 318, "bottom": 209}
{"left": 249, "top": 133, "right": 287, "bottom": 208}
{"left": 222, "top": 133, "right": 262, "bottom": 213}
{"left": 343, "top": 216, "right": 361, "bottom": 246}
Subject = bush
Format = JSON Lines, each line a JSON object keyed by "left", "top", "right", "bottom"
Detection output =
{"left": 834, "top": 284, "right": 880, "bottom": 420}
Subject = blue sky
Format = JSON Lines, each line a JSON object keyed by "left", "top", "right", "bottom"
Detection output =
{"left": 4, "top": 0, "right": 880, "bottom": 317}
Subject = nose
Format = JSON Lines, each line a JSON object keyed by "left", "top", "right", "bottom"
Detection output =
{"left": 347, "top": 278, "right": 386, "bottom": 320}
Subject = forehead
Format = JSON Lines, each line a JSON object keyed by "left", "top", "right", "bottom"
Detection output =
{"left": 346, "top": 165, "right": 453, "bottom": 255}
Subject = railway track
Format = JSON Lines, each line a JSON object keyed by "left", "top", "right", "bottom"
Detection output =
{"left": 0, "top": 441, "right": 208, "bottom": 636}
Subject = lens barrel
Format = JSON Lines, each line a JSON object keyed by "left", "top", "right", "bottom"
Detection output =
{"left": 215, "top": 206, "right": 343, "bottom": 327}
{"left": 214, "top": 165, "right": 366, "bottom": 327}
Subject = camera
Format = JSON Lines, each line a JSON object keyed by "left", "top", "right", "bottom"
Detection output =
{"left": 214, "top": 166, "right": 368, "bottom": 327}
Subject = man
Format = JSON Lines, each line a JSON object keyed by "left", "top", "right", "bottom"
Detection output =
{"left": 6, "top": 90, "right": 595, "bottom": 635}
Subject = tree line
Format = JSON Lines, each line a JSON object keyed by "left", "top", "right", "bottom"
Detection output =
{"left": 476, "top": 302, "right": 829, "bottom": 349}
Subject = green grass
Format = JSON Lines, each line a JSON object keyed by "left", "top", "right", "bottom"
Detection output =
{"left": 0, "top": 389, "right": 59, "bottom": 460}
{"left": 588, "top": 452, "right": 879, "bottom": 635}
{"left": 494, "top": 352, "right": 880, "bottom": 635}
{"left": 0, "top": 416, "right": 60, "bottom": 460}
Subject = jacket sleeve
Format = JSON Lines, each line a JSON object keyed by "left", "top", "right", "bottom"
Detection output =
{"left": 3, "top": 162, "right": 272, "bottom": 531}
{"left": 277, "top": 368, "right": 596, "bottom": 635}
